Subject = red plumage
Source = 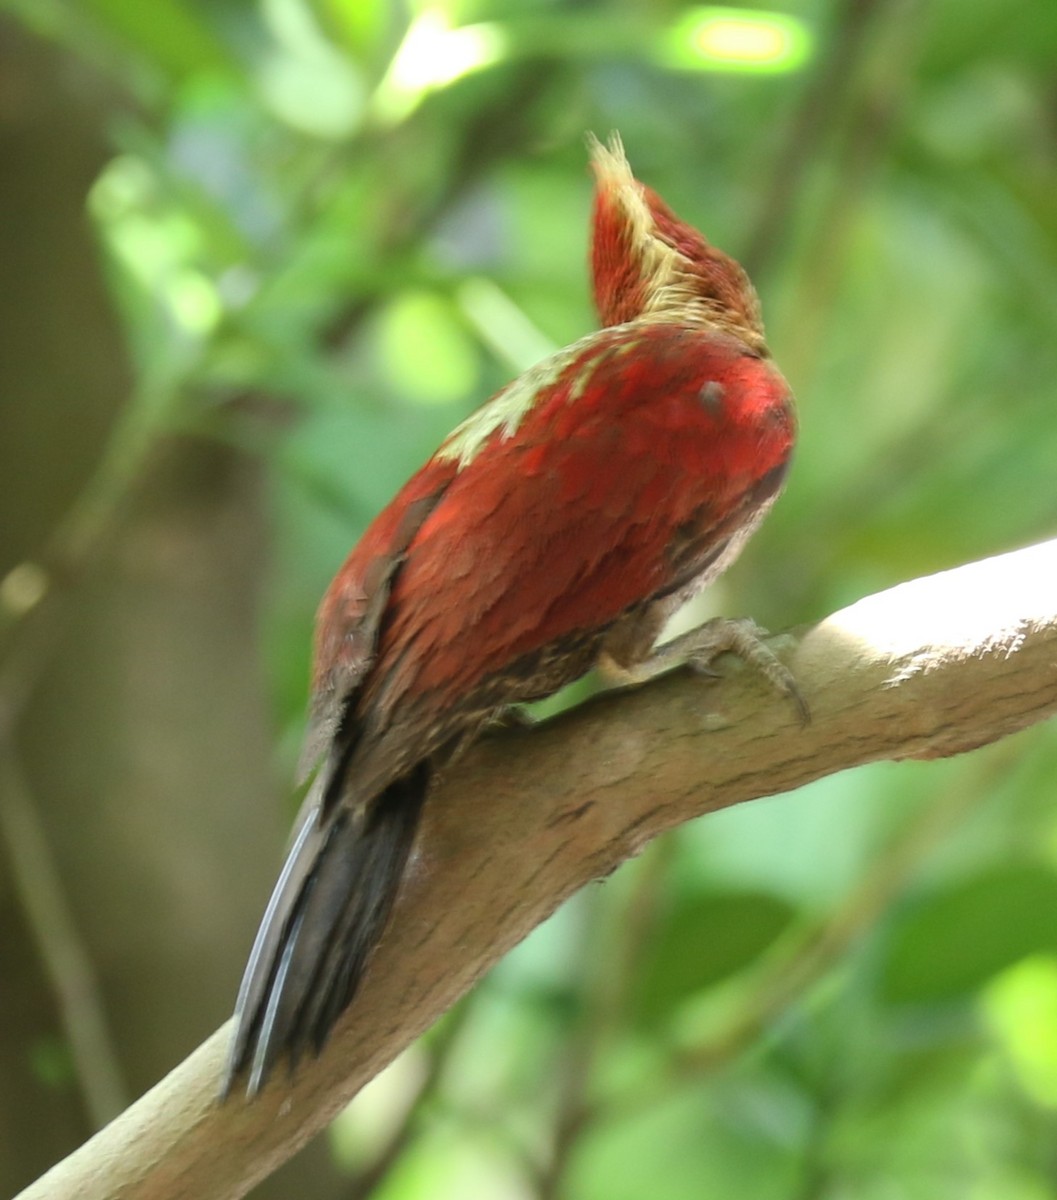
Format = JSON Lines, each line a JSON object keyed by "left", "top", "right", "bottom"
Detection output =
{"left": 223, "top": 136, "right": 797, "bottom": 1096}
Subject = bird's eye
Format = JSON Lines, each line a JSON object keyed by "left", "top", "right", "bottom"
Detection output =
{"left": 698, "top": 381, "right": 725, "bottom": 412}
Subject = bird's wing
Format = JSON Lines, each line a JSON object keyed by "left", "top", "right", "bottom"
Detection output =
{"left": 299, "top": 458, "right": 460, "bottom": 784}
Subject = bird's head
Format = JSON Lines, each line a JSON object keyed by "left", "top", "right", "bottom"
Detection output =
{"left": 589, "top": 134, "right": 766, "bottom": 351}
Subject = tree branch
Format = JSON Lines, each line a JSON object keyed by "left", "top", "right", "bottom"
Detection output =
{"left": 17, "top": 538, "right": 1057, "bottom": 1200}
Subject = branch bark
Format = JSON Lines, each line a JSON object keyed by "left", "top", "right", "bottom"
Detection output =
{"left": 18, "top": 538, "right": 1057, "bottom": 1200}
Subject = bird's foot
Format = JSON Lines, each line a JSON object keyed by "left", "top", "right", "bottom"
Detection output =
{"left": 599, "top": 617, "right": 808, "bottom": 725}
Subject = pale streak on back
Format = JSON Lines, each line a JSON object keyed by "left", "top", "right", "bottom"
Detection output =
{"left": 436, "top": 331, "right": 601, "bottom": 470}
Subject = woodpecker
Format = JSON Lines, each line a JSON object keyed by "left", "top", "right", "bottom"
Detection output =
{"left": 223, "top": 135, "right": 799, "bottom": 1097}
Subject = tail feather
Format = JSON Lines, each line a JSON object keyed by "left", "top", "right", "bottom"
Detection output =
{"left": 222, "top": 764, "right": 429, "bottom": 1098}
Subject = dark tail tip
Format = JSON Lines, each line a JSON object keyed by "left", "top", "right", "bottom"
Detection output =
{"left": 221, "top": 764, "right": 429, "bottom": 1099}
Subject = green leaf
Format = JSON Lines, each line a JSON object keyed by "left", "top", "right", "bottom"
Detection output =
{"left": 570, "top": 1077, "right": 803, "bottom": 1200}
{"left": 83, "top": 0, "right": 235, "bottom": 80}
{"left": 632, "top": 889, "right": 795, "bottom": 1030}
{"left": 377, "top": 290, "right": 480, "bottom": 406}
{"left": 882, "top": 865, "right": 1057, "bottom": 1005}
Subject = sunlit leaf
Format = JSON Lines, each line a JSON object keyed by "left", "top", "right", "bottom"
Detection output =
{"left": 377, "top": 290, "right": 480, "bottom": 405}
{"left": 659, "top": 7, "right": 812, "bottom": 74}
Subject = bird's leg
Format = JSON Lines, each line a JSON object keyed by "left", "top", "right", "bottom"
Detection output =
{"left": 485, "top": 706, "right": 537, "bottom": 731}
{"left": 599, "top": 615, "right": 808, "bottom": 724}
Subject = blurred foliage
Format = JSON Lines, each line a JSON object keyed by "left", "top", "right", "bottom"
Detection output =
{"left": 3, "top": 0, "right": 1057, "bottom": 1196}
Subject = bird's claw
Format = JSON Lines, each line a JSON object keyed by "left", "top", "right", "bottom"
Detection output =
{"left": 684, "top": 617, "right": 809, "bottom": 725}
{"left": 604, "top": 616, "right": 809, "bottom": 725}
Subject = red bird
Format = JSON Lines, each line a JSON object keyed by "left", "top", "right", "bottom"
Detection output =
{"left": 224, "top": 135, "right": 799, "bottom": 1096}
